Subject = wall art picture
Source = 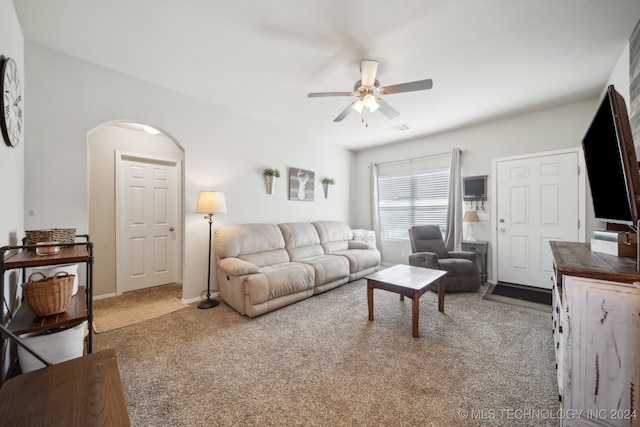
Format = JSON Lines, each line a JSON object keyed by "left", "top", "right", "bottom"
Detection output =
{"left": 289, "top": 167, "right": 315, "bottom": 201}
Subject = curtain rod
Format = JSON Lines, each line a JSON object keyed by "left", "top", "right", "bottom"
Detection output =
{"left": 373, "top": 148, "right": 465, "bottom": 167}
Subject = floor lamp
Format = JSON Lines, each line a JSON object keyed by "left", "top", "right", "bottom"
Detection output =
{"left": 196, "top": 191, "right": 227, "bottom": 309}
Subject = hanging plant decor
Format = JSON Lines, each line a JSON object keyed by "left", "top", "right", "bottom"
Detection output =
{"left": 322, "top": 178, "right": 335, "bottom": 199}
{"left": 263, "top": 168, "right": 280, "bottom": 195}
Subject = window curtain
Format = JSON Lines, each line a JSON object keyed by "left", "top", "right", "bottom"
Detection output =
{"left": 370, "top": 163, "right": 382, "bottom": 253}
{"left": 444, "top": 148, "right": 462, "bottom": 251}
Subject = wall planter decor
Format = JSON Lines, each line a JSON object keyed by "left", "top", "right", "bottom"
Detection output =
{"left": 322, "top": 178, "right": 335, "bottom": 199}
{"left": 289, "top": 167, "right": 315, "bottom": 201}
{"left": 263, "top": 168, "right": 280, "bottom": 195}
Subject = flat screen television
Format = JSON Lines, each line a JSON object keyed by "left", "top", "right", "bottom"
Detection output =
{"left": 463, "top": 175, "right": 487, "bottom": 201}
{"left": 582, "top": 85, "right": 640, "bottom": 227}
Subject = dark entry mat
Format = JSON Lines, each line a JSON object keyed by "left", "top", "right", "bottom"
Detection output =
{"left": 490, "top": 283, "right": 552, "bottom": 306}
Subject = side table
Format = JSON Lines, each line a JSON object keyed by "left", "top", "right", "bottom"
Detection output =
{"left": 461, "top": 240, "right": 488, "bottom": 285}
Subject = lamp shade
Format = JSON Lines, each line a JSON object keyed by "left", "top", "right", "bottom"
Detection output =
{"left": 463, "top": 210, "right": 480, "bottom": 223}
{"left": 196, "top": 191, "right": 227, "bottom": 214}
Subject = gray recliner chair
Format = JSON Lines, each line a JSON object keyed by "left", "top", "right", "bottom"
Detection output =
{"left": 408, "top": 225, "right": 479, "bottom": 292}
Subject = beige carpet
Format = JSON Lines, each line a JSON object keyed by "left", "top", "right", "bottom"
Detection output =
{"left": 93, "top": 284, "right": 187, "bottom": 333}
{"left": 94, "top": 279, "right": 558, "bottom": 426}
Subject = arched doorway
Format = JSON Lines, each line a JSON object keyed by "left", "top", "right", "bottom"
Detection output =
{"left": 88, "top": 122, "right": 185, "bottom": 299}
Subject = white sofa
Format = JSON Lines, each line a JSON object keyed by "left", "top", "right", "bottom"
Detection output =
{"left": 214, "top": 221, "right": 380, "bottom": 317}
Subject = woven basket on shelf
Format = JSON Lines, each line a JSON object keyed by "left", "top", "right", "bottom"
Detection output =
{"left": 25, "top": 228, "right": 76, "bottom": 246}
{"left": 22, "top": 272, "right": 74, "bottom": 316}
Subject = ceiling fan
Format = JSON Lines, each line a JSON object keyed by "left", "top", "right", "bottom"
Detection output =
{"left": 308, "top": 59, "right": 433, "bottom": 126}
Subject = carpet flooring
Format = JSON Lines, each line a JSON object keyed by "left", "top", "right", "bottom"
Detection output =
{"left": 94, "top": 280, "right": 559, "bottom": 426}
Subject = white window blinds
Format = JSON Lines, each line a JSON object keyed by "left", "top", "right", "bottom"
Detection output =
{"left": 378, "top": 168, "right": 450, "bottom": 240}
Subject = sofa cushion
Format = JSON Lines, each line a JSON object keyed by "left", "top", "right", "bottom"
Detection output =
{"left": 312, "top": 221, "right": 352, "bottom": 253}
{"left": 278, "top": 222, "right": 324, "bottom": 261}
{"left": 298, "top": 255, "right": 349, "bottom": 287}
{"left": 246, "top": 263, "right": 315, "bottom": 305}
{"left": 334, "top": 248, "right": 381, "bottom": 275}
{"left": 279, "top": 222, "right": 349, "bottom": 287}
{"left": 217, "top": 257, "right": 260, "bottom": 275}
{"left": 214, "top": 223, "right": 289, "bottom": 267}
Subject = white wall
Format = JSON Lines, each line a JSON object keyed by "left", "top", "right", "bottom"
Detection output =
{"left": 24, "top": 43, "right": 355, "bottom": 300}
{"left": 0, "top": 2, "right": 24, "bottom": 244}
{"left": 0, "top": 2, "right": 24, "bottom": 301}
{"left": 0, "top": 0, "right": 24, "bottom": 378}
{"left": 353, "top": 98, "right": 599, "bottom": 276}
{"left": 606, "top": 42, "right": 630, "bottom": 103}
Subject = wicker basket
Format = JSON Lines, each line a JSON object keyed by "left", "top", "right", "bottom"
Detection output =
{"left": 25, "top": 229, "right": 76, "bottom": 246}
{"left": 22, "top": 272, "right": 74, "bottom": 316}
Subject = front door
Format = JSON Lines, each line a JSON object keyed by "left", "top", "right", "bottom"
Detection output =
{"left": 116, "top": 152, "right": 181, "bottom": 293}
{"left": 495, "top": 150, "right": 582, "bottom": 289}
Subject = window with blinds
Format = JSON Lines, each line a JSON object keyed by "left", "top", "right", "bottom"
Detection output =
{"left": 378, "top": 168, "right": 450, "bottom": 240}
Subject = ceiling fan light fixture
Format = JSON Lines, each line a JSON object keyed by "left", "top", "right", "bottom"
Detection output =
{"left": 363, "top": 94, "right": 376, "bottom": 108}
{"left": 363, "top": 94, "right": 379, "bottom": 112}
{"left": 308, "top": 59, "right": 433, "bottom": 124}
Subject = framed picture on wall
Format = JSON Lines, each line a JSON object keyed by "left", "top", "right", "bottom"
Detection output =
{"left": 289, "top": 167, "right": 315, "bottom": 201}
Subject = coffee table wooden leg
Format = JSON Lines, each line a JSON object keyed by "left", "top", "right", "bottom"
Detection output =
{"left": 438, "top": 280, "right": 445, "bottom": 312}
{"left": 412, "top": 292, "right": 419, "bottom": 338}
{"left": 367, "top": 282, "right": 374, "bottom": 321}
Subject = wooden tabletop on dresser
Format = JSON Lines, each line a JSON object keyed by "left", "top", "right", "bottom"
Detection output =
{"left": 550, "top": 241, "right": 640, "bottom": 284}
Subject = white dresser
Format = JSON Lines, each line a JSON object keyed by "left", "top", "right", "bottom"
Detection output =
{"left": 551, "top": 241, "right": 640, "bottom": 427}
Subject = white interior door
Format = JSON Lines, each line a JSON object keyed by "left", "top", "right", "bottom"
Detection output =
{"left": 495, "top": 151, "right": 581, "bottom": 289}
{"left": 116, "top": 152, "right": 181, "bottom": 293}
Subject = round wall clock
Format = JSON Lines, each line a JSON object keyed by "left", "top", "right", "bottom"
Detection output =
{"left": 1, "top": 57, "right": 23, "bottom": 147}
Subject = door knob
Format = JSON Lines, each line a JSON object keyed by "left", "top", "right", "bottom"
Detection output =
{"left": 169, "top": 227, "right": 175, "bottom": 232}
{"left": 499, "top": 218, "right": 505, "bottom": 223}
{"left": 500, "top": 228, "right": 506, "bottom": 232}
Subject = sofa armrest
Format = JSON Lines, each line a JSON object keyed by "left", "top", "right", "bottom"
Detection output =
{"left": 449, "top": 251, "right": 476, "bottom": 263}
{"left": 217, "top": 257, "right": 260, "bottom": 276}
{"left": 408, "top": 252, "right": 439, "bottom": 270}
{"left": 348, "top": 240, "right": 374, "bottom": 250}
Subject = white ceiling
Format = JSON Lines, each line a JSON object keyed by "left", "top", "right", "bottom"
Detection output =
{"left": 12, "top": 0, "right": 640, "bottom": 151}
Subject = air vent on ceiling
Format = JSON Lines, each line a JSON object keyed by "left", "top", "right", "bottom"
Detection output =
{"left": 389, "top": 123, "right": 412, "bottom": 132}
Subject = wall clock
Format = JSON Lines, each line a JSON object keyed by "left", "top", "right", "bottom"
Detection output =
{"left": 1, "top": 57, "right": 22, "bottom": 147}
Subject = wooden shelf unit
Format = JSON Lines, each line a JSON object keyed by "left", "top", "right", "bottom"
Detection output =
{"left": 0, "top": 237, "right": 94, "bottom": 385}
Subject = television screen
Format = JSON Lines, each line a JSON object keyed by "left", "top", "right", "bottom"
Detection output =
{"left": 582, "top": 85, "right": 640, "bottom": 225}
{"left": 463, "top": 175, "right": 487, "bottom": 201}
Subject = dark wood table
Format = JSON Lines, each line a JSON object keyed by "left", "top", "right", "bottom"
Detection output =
{"left": 366, "top": 264, "right": 447, "bottom": 337}
{"left": 0, "top": 349, "right": 130, "bottom": 426}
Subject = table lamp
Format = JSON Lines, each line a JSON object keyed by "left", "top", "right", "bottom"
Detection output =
{"left": 463, "top": 210, "right": 480, "bottom": 242}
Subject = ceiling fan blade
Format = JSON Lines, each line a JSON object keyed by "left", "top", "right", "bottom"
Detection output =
{"left": 380, "top": 79, "right": 433, "bottom": 95}
{"left": 361, "top": 59, "right": 379, "bottom": 87}
{"left": 308, "top": 91, "right": 354, "bottom": 98}
{"left": 376, "top": 98, "right": 400, "bottom": 119}
{"left": 334, "top": 103, "right": 355, "bottom": 122}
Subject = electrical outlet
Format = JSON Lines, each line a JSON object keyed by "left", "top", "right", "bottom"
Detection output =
{"left": 478, "top": 212, "right": 490, "bottom": 221}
